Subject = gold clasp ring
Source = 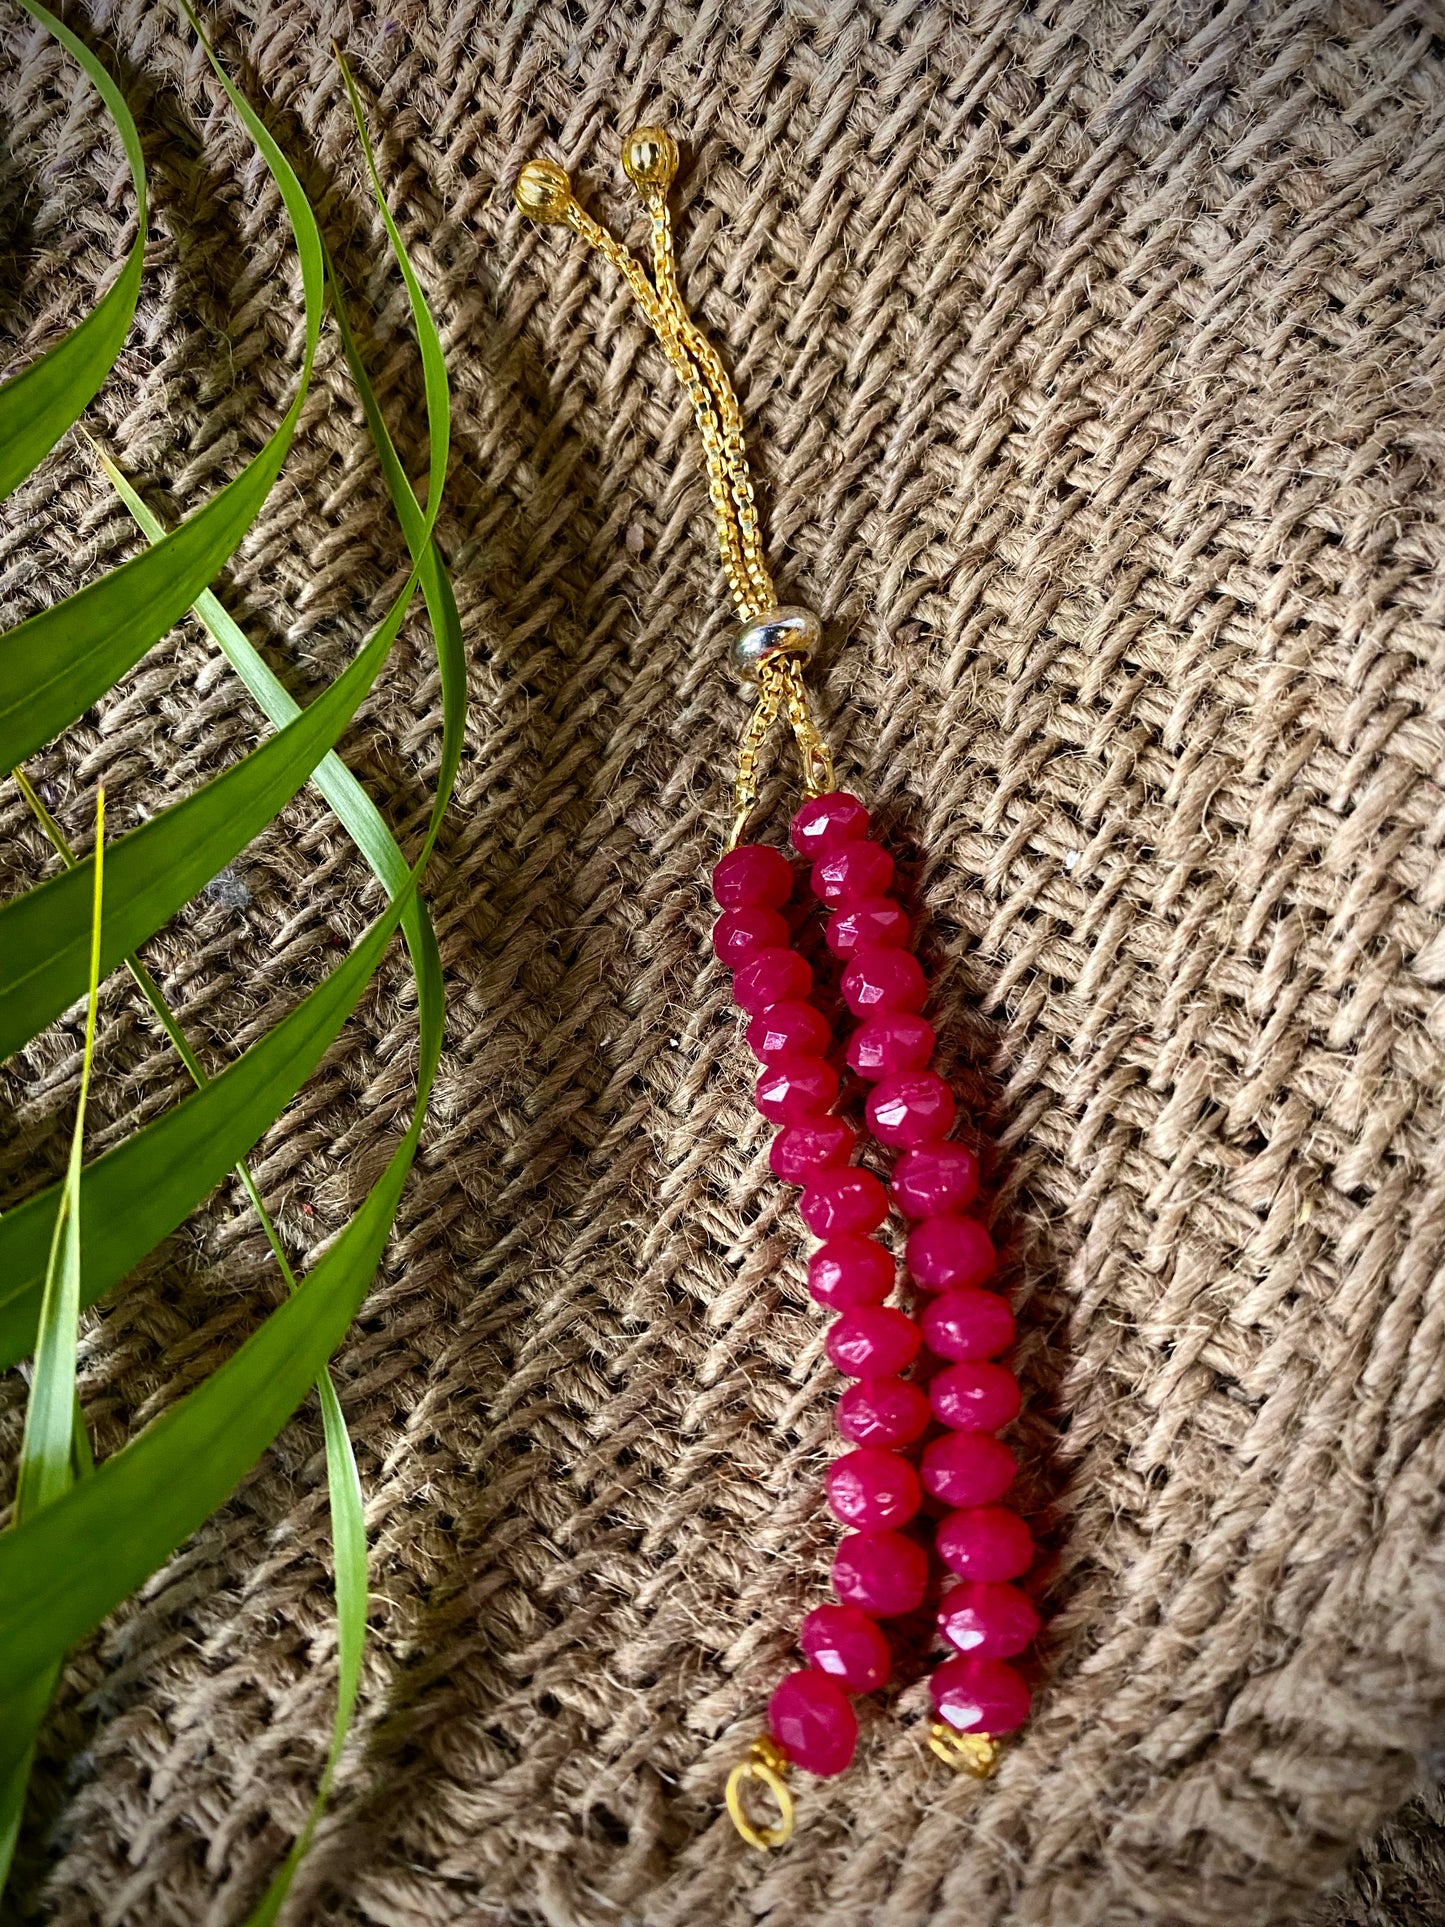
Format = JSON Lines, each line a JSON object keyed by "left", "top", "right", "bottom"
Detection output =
{"left": 726, "top": 1736, "right": 795, "bottom": 1850}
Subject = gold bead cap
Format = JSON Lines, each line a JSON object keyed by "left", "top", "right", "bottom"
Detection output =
{"left": 623, "top": 125, "right": 679, "bottom": 188}
{"left": 515, "top": 158, "right": 574, "bottom": 222}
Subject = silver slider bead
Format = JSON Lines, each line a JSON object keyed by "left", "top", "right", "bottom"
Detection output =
{"left": 729, "top": 606, "right": 821, "bottom": 681}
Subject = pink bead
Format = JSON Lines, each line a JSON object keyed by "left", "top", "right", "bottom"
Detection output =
{"left": 937, "top": 1582, "right": 1040, "bottom": 1659}
{"left": 931, "top": 1361, "right": 1021, "bottom": 1432}
{"left": 832, "top": 1528, "right": 929, "bottom": 1617}
{"left": 713, "top": 905, "right": 789, "bottom": 965}
{"left": 930, "top": 1655, "right": 1031, "bottom": 1735}
{"left": 891, "top": 1141, "right": 979, "bottom": 1218}
{"left": 826, "top": 1305, "right": 922, "bottom": 1378}
{"left": 921, "top": 1288, "right": 1015, "bottom": 1361}
{"left": 920, "top": 1431, "right": 1017, "bottom": 1507}
{"left": 770, "top": 1116, "right": 856, "bottom": 1182}
{"left": 712, "top": 843, "right": 794, "bottom": 910}
{"left": 841, "top": 949, "right": 927, "bottom": 1017}
{"left": 866, "top": 1071, "right": 956, "bottom": 1148}
{"left": 799, "top": 1604, "right": 891, "bottom": 1693}
{"left": 767, "top": 1668, "right": 858, "bottom": 1777}
{"left": 826, "top": 1448, "right": 922, "bottom": 1530}
{"left": 732, "top": 946, "right": 812, "bottom": 1014}
{"left": 906, "top": 1215, "right": 996, "bottom": 1291}
{"left": 847, "top": 1013, "right": 935, "bottom": 1081}
{"left": 808, "top": 1234, "right": 895, "bottom": 1310}
{"left": 810, "top": 840, "right": 895, "bottom": 906}
{"left": 799, "top": 1167, "right": 888, "bottom": 1238}
{"left": 791, "top": 791, "right": 870, "bottom": 858}
{"left": 755, "top": 1054, "right": 839, "bottom": 1124}
{"left": 837, "top": 1376, "right": 931, "bottom": 1448}
{"left": 827, "top": 897, "right": 911, "bottom": 959}
{"left": 747, "top": 1000, "right": 833, "bottom": 1063}
{"left": 936, "top": 1506, "right": 1034, "bottom": 1581}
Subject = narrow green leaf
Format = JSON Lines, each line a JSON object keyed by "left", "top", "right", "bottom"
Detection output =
{"left": 241, "top": 66, "right": 462, "bottom": 1917}
{"left": 0, "top": 792, "right": 104, "bottom": 1878}
{"left": 0, "top": 35, "right": 467, "bottom": 1893}
{"left": 242, "top": 1370, "right": 366, "bottom": 1926}
{"left": 0, "top": 871, "right": 413, "bottom": 1371}
{"left": 0, "top": 3, "right": 147, "bottom": 501}
{"left": 0, "top": 1670, "right": 59, "bottom": 1890}
{"left": 0, "top": 552, "right": 418, "bottom": 1060}
{"left": 0, "top": 1103, "right": 415, "bottom": 1742}
{"left": 10, "top": 764, "right": 302, "bottom": 1300}
{"left": 13, "top": 789, "right": 103, "bottom": 1518}
{"left": 0, "top": 2, "right": 325, "bottom": 772}
{"left": 95, "top": 452, "right": 418, "bottom": 911}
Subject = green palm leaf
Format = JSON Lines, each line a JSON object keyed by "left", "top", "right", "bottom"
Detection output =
{"left": 0, "top": 1, "right": 325, "bottom": 774}
{"left": 0, "top": 7, "right": 467, "bottom": 1911}
{"left": 0, "top": 793, "right": 106, "bottom": 1878}
{"left": 0, "top": 3, "right": 146, "bottom": 500}
{"left": 0, "top": 564, "right": 419, "bottom": 1058}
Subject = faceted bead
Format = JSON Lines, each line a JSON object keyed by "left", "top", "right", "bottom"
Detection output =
{"left": 833, "top": 1528, "right": 929, "bottom": 1617}
{"left": 937, "top": 1581, "right": 1040, "bottom": 1659}
{"left": 799, "top": 1603, "right": 891, "bottom": 1693}
{"left": 712, "top": 842, "right": 794, "bottom": 910}
{"left": 755, "top": 1054, "right": 839, "bottom": 1124}
{"left": 808, "top": 1234, "right": 895, "bottom": 1310}
{"left": 799, "top": 1167, "right": 889, "bottom": 1238}
{"left": 826, "top": 1447, "right": 922, "bottom": 1530}
{"left": 770, "top": 1116, "right": 857, "bottom": 1182}
{"left": 836, "top": 1375, "right": 931, "bottom": 1448}
{"left": 920, "top": 1430, "right": 1017, "bottom": 1507}
{"left": 826, "top": 1305, "right": 923, "bottom": 1378}
{"left": 931, "top": 1361, "right": 1021, "bottom": 1432}
{"left": 832, "top": 1526, "right": 932, "bottom": 1618}
{"left": 847, "top": 1013, "right": 935, "bottom": 1081}
{"left": 936, "top": 1505, "right": 1034, "bottom": 1581}
{"left": 768, "top": 1667, "right": 858, "bottom": 1777}
{"left": 732, "top": 946, "right": 812, "bottom": 1014}
{"left": 866, "top": 1071, "right": 956, "bottom": 1148}
{"left": 747, "top": 1000, "right": 833, "bottom": 1063}
{"left": 791, "top": 791, "right": 870, "bottom": 858}
{"left": 841, "top": 948, "right": 927, "bottom": 1017}
{"left": 810, "top": 840, "right": 895, "bottom": 907}
{"left": 827, "top": 897, "right": 911, "bottom": 959}
{"left": 930, "top": 1655, "right": 1031, "bottom": 1735}
{"left": 921, "top": 1288, "right": 1015, "bottom": 1361}
{"left": 906, "top": 1215, "right": 996, "bottom": 1291}
{"left": 713, "top": 905, "right": 790, "bottom": 965}
{"left": 891, "top": 1140, "right": 980, "bottom": 1219}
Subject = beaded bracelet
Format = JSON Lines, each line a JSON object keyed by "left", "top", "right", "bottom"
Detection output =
{"left": 517, "top": 126, "right": 1038, "bottom": 1850}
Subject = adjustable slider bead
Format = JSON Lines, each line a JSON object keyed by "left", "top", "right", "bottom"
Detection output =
{"left": 515, "top": 158, "right": 575, "bottom": 222}
{"left": 730, "top": 606, "right": 821, "bottom": 681}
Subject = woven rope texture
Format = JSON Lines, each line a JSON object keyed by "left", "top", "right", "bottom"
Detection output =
{"left": 3, "top": 2, "right": 1445, "bottom": 1923}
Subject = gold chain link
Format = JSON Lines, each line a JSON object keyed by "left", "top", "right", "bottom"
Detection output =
{"left": 641, "top": 189, "right": 775, "bottom": 614}
{"left": 516, "top": 133, "right": 834, "bottom": 846}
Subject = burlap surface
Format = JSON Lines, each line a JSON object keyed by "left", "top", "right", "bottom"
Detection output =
{"left": 3, "top": 1, "right": 1445, "bottom": 1922}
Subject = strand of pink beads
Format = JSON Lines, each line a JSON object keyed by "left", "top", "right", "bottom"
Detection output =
{"left": 793, "top": 789, "right": 1039, "bottom": 1757}
{"left": 713, "top": 789, "right": 1039, "bottom": 1799}
{"left": 712, "top": 828, "right": 929, "bottom": 1784}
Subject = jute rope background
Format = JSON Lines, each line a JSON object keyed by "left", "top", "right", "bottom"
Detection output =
{"left": 3, "top": 1, "right": 1445, "bottom": 1922}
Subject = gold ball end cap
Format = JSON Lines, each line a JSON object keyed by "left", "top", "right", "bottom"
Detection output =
{"left": 515, "top": 158, "right": 574, "bottom": 222}
{"left": 622, "top": 125, "right": 679, "bottom": 188}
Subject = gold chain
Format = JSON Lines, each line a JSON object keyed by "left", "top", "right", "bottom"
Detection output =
{"left": 516, "top": 131, "right": 836, "bottom": 843}
{"left": 558, "top": 183, "right": 772, "bottom": 621}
